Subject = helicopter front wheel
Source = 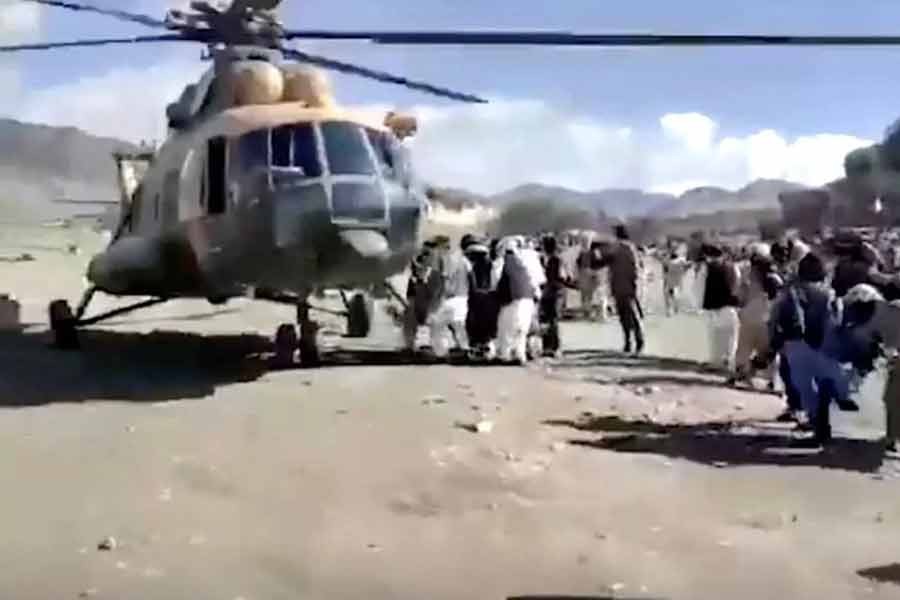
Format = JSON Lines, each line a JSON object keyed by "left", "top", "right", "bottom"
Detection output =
{"left": 345, "top": 292, "right": 374, "bottom": 339}
{"left": 48, "top": 299, "right": 80, "bottom": 350}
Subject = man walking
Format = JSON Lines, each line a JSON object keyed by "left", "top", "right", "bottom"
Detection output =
{"left": 600, "top": 225, "right": 644, "bottom": 355}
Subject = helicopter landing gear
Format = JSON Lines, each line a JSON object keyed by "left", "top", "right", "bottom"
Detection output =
{"left": 48, "top": 299, "right": 79, "bottom": 350}
{"left": 341, "top": 291, "right": 373, "bottom": 339}
{"left": 48, "top": 292, "right": 168, "bottom": 352}
{"left": 297, "top": 301, "right": 320, "bottom": 367}
{"left": 273, "top": 323, "right": 298, "bottom": 368}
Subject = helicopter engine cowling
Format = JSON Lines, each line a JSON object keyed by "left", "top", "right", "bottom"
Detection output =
{"left": 227, "top": 60, "right": 284, "bottom": 106}
{"left": 282, "top": 65, "right": 336, "bottom": 107}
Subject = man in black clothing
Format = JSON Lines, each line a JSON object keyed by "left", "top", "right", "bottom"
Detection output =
{"left": 539, "top": 235, "right": 577, "bottom": 357}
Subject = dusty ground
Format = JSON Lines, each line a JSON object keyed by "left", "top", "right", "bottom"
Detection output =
{"left": 1, "top": 234, "right": 899, "bottom": 600}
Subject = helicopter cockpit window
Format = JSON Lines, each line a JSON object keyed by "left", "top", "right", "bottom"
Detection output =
{"left": 365, "top": 128, "right": 395, "bottom": 177}
{"left": 237, "top": 129, "right": 270, "bottom": 172}
{"left": 268, "top": 124, "right": 322, "bottom": 177}
{"left": 271, "top": 126, "right": 292, "bottom": 168}
{"left": 292, "top": 124, "right": 320, "bottom": 176}
{"left": 321, "top": 121, "right": 376, "bottom": 176}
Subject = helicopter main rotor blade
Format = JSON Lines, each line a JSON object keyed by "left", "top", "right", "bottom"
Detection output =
{"left": 0, "top": 34, "right": 188, "bottom": 52}
{"left": 280, "top": 46, "right": 487, "bottom": 104}
{"left": 22, "top": 0, "right": 169, "bottom": 30}
{"left": 281, "top": 30, "right": 900, "bottom": 46}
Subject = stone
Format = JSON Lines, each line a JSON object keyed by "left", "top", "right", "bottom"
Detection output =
{"left": 125, "top": 425, "right": 136, "bottom": 433}
{"left": 713, "top": 461, "right": 729, "bottom": 468}
{"left": 875, "top": 513, "right": 885, "bottom": 523}
{"left": 158, "top": 488, "right": 172, "bottom": 502}
{"left": 115, "top": 561, "right": 128, "bottom": 570}
{"left": 717, "top": 540, "right": 733, "bottom": 548}
{"left": 97, "top": 536, "right": 117, "bottom": 551}
{"left": 79, "top": 589, "right": 98, "bottom": 598}
{"left": 550, "top": 441, "right": 567, "bottom": 453}
{"left": 609, "top": 582, "right": 626, "bottom": 593}
{"left": 188, "top": 534, "right": 206, "bottom": 545}
{"left": 650, "top": 526, "right": 663, "bottom": 534}
{"left": 594, "top": 532, "right": 608, "bottom": 541}
{"left": 475, "top": 420, "right": 494, "bottom": 434}
{"left": 422, "top": 395, "right": 446, "bottom": 406}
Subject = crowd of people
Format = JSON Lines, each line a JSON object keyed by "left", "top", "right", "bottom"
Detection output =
{"left": 399, "top": 224, "right": 900, "bottom": 452}
{"left": 401, "top": 225, "right": 644, "bottom": 365}
{"left": 655, "top": 234, "right": 900, "bottom": 451}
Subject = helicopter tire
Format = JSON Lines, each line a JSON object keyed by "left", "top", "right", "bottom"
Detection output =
{"left": 273, "top": 323, "right": 297, "bottom": 368}
{"left": 346, "top": 292, "right": 373, "bottom": 338}
{"left": 48, "top": 299, "right": 80, "bottom": 350}
{"left": 298, "top": 319, "right": 321, "bottom": 367}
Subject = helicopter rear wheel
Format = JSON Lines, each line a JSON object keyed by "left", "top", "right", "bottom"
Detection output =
{"left": 273, "top": 323, "right": 297, "bottom": 368}
{"left": 48, "top": 299, "right": 80, "bottom": 350}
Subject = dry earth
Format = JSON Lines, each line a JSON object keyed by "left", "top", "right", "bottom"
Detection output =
{"left": 0, "top": 233, "right": 899, "bottom": 600}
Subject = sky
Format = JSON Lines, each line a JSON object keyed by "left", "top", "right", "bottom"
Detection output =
{"left": 2, "top": 0, "right": 900, "bottom": 195}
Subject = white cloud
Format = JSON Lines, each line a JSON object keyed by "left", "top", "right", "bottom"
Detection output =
{"left": 19, "top": 58, "right": 205, "bottom": 142}
{"left": 5, "top": 54, "right": 872, "bottom": 197}
{"left": 407, "top": 100, "right": 871, "bottom": 195}
{"left": 660, "top": 112, "right": 717, "bottom": 152}
{"left": 0, "top": 0, "right": 41, "bottom": 41}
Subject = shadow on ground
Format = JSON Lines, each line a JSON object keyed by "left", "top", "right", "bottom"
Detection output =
{"left": 546, "top": 350, "right": 740, "bottom": 391}
{"left": 543, "top": 414, "right": 886, "bottom": 473}
{"left": 0, "top": 328, "right": 464, "bottom": 407}
{"left": 857, "top": 563, "right": 900, "bottom": 586}
{"left": 0, "top": 328, "right": 274, "bottom": 406}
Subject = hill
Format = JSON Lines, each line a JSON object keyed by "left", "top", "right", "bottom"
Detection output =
{"left": 483, "top": 179, "right": 805, "bottom": 220}
{"left": 0, "top": 119, "right": 135, "bottom": 221}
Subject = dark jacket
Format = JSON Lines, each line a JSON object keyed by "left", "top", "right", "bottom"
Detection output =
{"left": 703, "top": 259, "right": 740, "bottom": 310}
{"left": 496, "top": 253, "right": 534, "bottom": 306}
{"left": 833, "top": 258, "right": 876, "bottom": 298}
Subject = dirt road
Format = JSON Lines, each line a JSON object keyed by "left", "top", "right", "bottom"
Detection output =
{"left": 1, "top": 247, "right": 899, "bottom": 600}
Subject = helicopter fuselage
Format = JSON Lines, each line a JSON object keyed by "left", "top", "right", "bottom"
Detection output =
{"left": 87, "top": 103, "right": 426, "bottom": 302}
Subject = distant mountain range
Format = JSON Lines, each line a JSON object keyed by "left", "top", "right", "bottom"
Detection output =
{"left": 0, "top": 118, "right": 805, "bottom": 224}
{"left": 430, "top": 178, "right": 807, "bottom": 221}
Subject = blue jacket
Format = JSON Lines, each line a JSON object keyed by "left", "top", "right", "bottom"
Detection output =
{"left": 770, "top": 281, "right": 840, "bottom": 351}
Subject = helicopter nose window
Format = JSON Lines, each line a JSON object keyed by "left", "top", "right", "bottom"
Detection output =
{"left": 321, "top": 121, "right": 376, "bottom": 176}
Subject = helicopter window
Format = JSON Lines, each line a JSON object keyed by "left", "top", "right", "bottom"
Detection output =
{"left": 365, "top": 129, "right": 395, "bottom": 176}
{"left": 271, "top": 126, "right": 292, "bottom": 168}
{"left": 237, "top": 129, "right": 269, "bottom": 172}
{"left": 321, "top": 121, "right": 375, "bottom": 176}
{"left": 207, "top": 137, "right": 227, "bottom": 215}
{"left": 292, "top": 124, "right": 321, "bottom": 176}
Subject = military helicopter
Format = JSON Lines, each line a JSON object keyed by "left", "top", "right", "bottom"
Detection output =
{"left": 5, "top": 0, "right": 900, "bottom": 365}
